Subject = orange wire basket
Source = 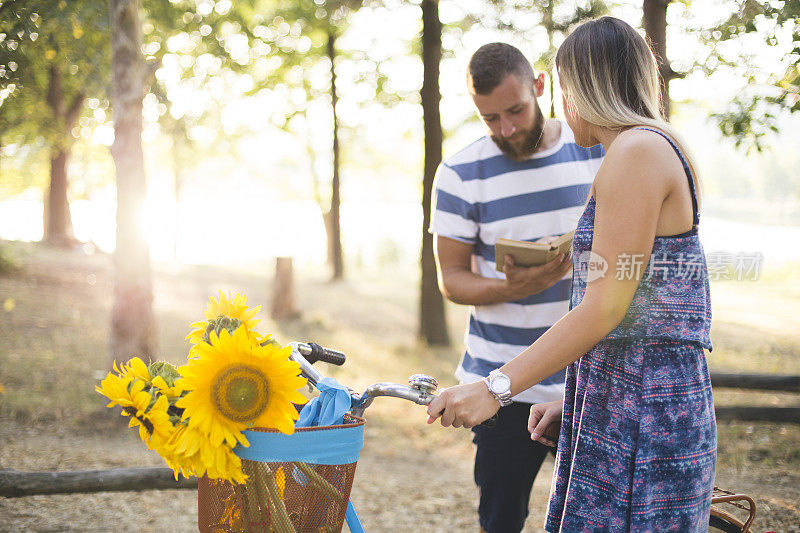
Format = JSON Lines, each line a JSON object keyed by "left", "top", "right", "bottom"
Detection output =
{"left": 198, "top": 414, "right": 365, "bottom": 533}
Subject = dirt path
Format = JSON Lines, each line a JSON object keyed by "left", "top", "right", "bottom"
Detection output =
{"left": 0, "top": 417, "right": 555, "bottom": 532}
{"left": 4, "top": 416, "right": 800, "bottom": 532}
{"left": 2, "top": 243, "right": 799, "bottom": 532}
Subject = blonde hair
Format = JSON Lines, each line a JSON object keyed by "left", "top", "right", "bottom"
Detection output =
{"left": 556, "top": 17, "right": 701, "bottom": 197}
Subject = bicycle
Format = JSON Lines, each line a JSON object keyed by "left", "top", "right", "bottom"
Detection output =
{"left": 198, "top": 341, "right": 759, "bottom": 533}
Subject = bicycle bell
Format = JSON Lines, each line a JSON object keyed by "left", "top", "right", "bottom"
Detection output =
{"left": 408, "top": 374, "right": 438, "bottom": 394}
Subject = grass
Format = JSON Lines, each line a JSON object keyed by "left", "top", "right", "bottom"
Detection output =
{"left": 1, "top": 240, "right": 799, "bottom": 530}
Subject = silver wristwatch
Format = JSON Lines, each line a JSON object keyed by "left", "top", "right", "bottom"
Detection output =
{"left": 483, "top": 369, "right": 513, "bottom": 407}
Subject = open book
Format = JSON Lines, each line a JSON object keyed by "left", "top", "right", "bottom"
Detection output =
{"left": 494, "top": 230, "right": 574, "bottom": 272}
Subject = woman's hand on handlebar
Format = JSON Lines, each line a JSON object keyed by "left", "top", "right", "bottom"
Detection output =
{"left": 425, "top": 381, "right": 500, "bottom": 429}
{"left": 528, "top": 400, "right": 562, "bottom": 447}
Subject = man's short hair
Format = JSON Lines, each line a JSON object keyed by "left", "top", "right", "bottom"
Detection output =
{"left": 467, "top": 43, "right": 535, "bottom": 95}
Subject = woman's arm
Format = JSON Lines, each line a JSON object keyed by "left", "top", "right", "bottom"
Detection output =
{"left": 427, "top": 132, "right": 682, "bottom": 428}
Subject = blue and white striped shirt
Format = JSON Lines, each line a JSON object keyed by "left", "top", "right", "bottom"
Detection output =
{"left": 430, "top": 122, "right": 604, "bottom": 404}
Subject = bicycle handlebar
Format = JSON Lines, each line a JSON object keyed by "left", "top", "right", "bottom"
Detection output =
{"left": 297, "top": 342, "right": 346, "bottom": 366}
{"left": 289, "top": 342, "right": 326, "bottom": 388}
{"left": 289, "top": 341, "right": 497, "bottom": 427}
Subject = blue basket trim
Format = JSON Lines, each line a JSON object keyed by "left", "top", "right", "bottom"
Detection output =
{"left": 234, "top": 423, "right": 365, "bottom": 465}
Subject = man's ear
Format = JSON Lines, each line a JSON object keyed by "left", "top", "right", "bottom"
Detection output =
{"left": 533, "top": 72, "right": 546, "bottom": 97}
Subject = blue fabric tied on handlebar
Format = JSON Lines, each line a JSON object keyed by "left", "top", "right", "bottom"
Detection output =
{"left": 296, "top": 377, "right": 353, "bottom": 428}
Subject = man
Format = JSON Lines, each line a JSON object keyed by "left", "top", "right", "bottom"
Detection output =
{"left": 429, "top": 43, "right": 603, "bottom": 533}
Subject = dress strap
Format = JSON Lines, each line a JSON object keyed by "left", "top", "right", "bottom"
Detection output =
{"left": 633, "top": 127, "right": 699, "bottom": 228}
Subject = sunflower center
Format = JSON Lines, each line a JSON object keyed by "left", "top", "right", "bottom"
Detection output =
{"left": 122, "top": 406, "right": 155, "bottom": 435}
{"left": 211, "top": 364, "right": 270, "bottom": 423}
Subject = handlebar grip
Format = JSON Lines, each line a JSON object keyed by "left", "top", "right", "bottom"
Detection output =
{"left": 306, "top": 342, "right": 346, "bottom": 366}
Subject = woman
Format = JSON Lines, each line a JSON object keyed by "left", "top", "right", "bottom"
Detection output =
{"left": 426, "top": 16, "right": 716, "bottom": 532}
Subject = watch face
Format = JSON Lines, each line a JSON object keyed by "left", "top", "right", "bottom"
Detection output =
{"left": 490, "top": 374, "right": 511, "bottom": 393}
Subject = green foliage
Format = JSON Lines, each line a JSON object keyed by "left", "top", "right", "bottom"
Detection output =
{"left": 710, "top": 94, "right": 781, "bottom": 152}
{"left": 137, "top": 0, "right": 394, "bottom": 186}
{"left": 699, "top": 0, "right": 800, "bottom": 151}
{"left": 256, "top": 0, "right": 411, "bottom": 118}
{"left": 0, "top": 0, "right": 110, "bottom": 148}
{"left": 1, "top": 0, "right": 306, "bottom": 200}
{"left": 0, "top": 140, "right": 50, "bottom": 196}
{"left": 482, "top": 0, "right": 608, "bottom": 60}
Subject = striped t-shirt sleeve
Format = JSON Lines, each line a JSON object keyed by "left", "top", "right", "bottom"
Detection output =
{"left": 430, "top": 163, "right": 478, "bottom": 244}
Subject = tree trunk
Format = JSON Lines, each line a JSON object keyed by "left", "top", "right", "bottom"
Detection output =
{"left": 43, "top": 64, "right": 77, "bottom": 247}
{"left": 328, "top": 32, "right": 344, "bottom": 280}
{"left": 642, "top": 0, "right": 676, "bottom": 119}
{"left": 419, "top": 0, "right": 450, "bottom": 346}
{"left": 271, "top": 257, "right": 299, "bottom": 320}
{"left": 543, "top": 3, "right": 556, "bottom": 119}
{"left": 108, "top": 0, "right": 156, "bottom": 367}
{"left": 44, "top": 149, "right": 75, "bottom": 246}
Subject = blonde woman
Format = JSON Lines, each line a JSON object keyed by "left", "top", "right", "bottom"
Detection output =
{"left": 426, "top": 16, "right": 716, "bottom": 532}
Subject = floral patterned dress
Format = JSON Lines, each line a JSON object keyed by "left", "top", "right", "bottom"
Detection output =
{"left": 545, "top": 128, "right": 717, "bottom": 532}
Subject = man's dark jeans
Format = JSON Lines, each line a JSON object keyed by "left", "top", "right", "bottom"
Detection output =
{"left": 472, "top": 402, "right": 555, "bottom": 533}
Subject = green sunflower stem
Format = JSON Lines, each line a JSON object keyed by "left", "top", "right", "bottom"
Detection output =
{"left": 262, "top": 465, "right": 296, "bottom": 533}
{"left": 233, "top": 481, "right": 261, "bottom": 532}
{"left": 293, "top": 462, "right": 343, "bottom": 503}
{"left": 240, "top": 463, "right": 270, "bottom": 533}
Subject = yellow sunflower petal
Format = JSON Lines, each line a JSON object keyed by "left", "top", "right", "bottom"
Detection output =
{"left": 188, "top": 291, "right": 263, "bottom": 346}
{"left": 175, "top": 326, "right": 307, "bottom": 453}
{"left": 127, "top": 357, "right": 151, "bottom": 381}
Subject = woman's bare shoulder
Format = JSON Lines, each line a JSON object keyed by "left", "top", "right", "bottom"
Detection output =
{"left": 595, "top": 128, "right": 683, "bottom": 196}
{"left": 610, "top": 127, "right": 678, "bottom": 162}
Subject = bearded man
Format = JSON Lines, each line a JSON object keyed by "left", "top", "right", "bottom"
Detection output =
{"left": 429, "top": 42, "right": 604, "bottom": 533}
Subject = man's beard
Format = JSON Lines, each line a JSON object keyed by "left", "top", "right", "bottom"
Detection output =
{"left": 492, "top": 109, "right": 546, "bottom": 162}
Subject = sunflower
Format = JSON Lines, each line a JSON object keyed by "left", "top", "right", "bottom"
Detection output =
{"left": 100, "top": 357, "right": 151, "bottom": 386}
{"left": 160, "top": 423, "right": 248, "bottom": 484}
{"left": 127, "top": 393, "right": 174, "bottom": 449}
{"left": 176, "top": 327, "right": 307, "bottom": 447}
{"left": 202, "top": 444, "right": 248, "bottom": 484}
{"left": 148, "top": 361, "right": 183, "bottom": 399}
{"left": 97, "top": 376, "right": 174, "bottom": 449}
{"left": 96, "top": 370, "right": 135, "bottom": 406}
{"left": 158, "top": 423, "right": 205, "bottom": 480}
{"left": 187, "top": 290, "right": 262, "bottom": 346}
{"left": 121, "top": 357, "right": 152, "bottom": 381}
